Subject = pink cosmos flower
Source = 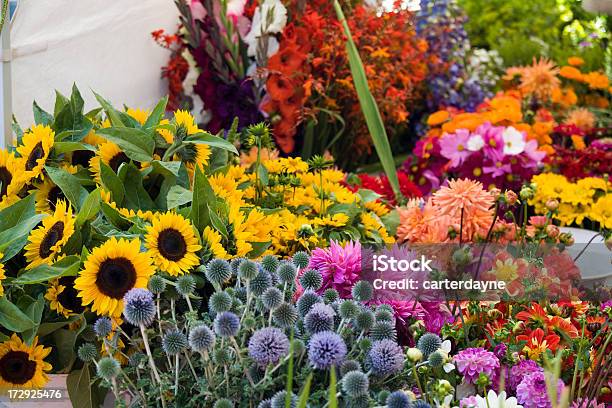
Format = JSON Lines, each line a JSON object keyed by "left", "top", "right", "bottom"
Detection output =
{"left": 440, "top": 129, "right": 472, "bottom": 168}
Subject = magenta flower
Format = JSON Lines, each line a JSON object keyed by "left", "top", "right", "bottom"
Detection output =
{"left": 479, "top": 122, "right": 504, "bottom": 157}
{"left": 454, "top": 347, "right": 500, "bottom": 384}
{"left": 440, "top": 129, "right": 471, "bottom": 167}
{"left": 508, "top": 359, "right": 543, "bottom": 393}
{"left": 308, "top": 240, "right": 361, "bottom": 298}
{"left": 516, "top": 371, "right": 564, "bottom": 408}
{"left": 523, "top": 139, "right": 546, "bottom": 163}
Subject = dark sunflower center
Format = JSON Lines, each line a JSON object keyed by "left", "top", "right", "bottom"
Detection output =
{"left": 26, "top": 142, "right": 45, "bottom": 171}
{"left": 0, "top": 351, "right": 36, "bottom": 385}
{"left": 57, "top": 276, "right": 85, "bottom": 314}
{"left": 96, "top": 257, "right": 137, "bottom": 299}
{"left": 158, "top": 228, "right": 187, "bottom": 261}
{"left": 39, "top": 221, "right": 65, "bottom": 259}
{"left": 47, "top": 186, "right": 65, "bottom": 211}
{"left": 71, "top": 150, "right": 95, "bottom": 167}
{"left": 0, "top": 166, "right": 12, "bottom": 198}
{"left": 108, "top": 152, "right": 131, "bottom": 173}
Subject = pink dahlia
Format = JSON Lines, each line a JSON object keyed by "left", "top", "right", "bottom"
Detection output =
{"left": 308, "top": 240, "right": 361, "bottom": 298}
{"left": 454, "top": 347, "right": 500, "bottom": 384}
{"left": 516, "top": 371, "right": 564, "bottom": 408}
{"left": 508, "top": 359, "right": 543, "bottom": 393}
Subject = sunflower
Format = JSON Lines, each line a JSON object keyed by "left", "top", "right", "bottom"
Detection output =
{"left": 34, "top": 165, "right": 78, "bottom": 213}
{"left": 0, "top": 253, "right": 5, "bottom": 297}
{"left": 16, "top": 125, "right": 55, "bottom": 179}
{"left": 0, "top": 334, "right": 51, "bottom": 389}
{"left": 145, "top": 212, "right": 202, "bottom": 276}
{"left": 70, "top": 130, "right": 106, "bottom": 167}
{"left": 202, "top": 226, "right": 229, "bottom": 260}
{"left": 90, "top": 141, "right": 139, "bottom": 184}
{"left": 24, "top": 200, "right": 75, "bottom": 269}
{"left": 75, "top": 237, "right": 154, "bottom": 316}
{"left": 0, "top": 149, "right": 26, "bottom": 209}
{"left": 45, "top": 276, "right": 86, "bottom": 318}
{"left": 126, "top": 108, "right": 149, "bottom": 125}
{"left": 156, "top": 111, "right": 211, "bottom": 173}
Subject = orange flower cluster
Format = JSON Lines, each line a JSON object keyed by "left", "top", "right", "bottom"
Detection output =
{"left": 262, "top": 1, "right": 429, "bottom": 157}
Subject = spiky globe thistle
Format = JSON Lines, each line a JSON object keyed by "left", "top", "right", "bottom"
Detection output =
{"left": 412, "top": 400, "right": 431, "bottom": 408}
{"left": 162, "top": 329, "right": 188, "bottom": 355}
{"left": 386, "top": 391, "right": 411, "bottom": 408}
{"left": 354, "top": 310, "right": 375, "bottom": 332}
{"left": 272, "top": 303, "right": 298, "bottom": 328}
{"left": 261, "top": 255, "right": 280, "bottom": 274}
{"left": 270, "top": 391, "right": 297, "bottom": 408}
{"left": 262, "top": 287, "right": 283, "bottom": 310}
{"left": 296, "top": 291, "right": 322, "bottom": 317}
{"left": 123, "top": 288, "right": 156, "bottom": 327}
{"left": 209, "top": 291, "right": 233, "bottom": 315}
{"left": 249, "top": 270, "right": 272, "bottom": 296}
{"left": 342, "top": 370, "right": 369, "bottom": 397}
{"left": 417, "top": 333, "right": 442, "bottom": 358}
{"left": 323, "top": 288, "right": 339, "bottom": 303}
{"left": 351, "top": 281, "right": 373, "bottom": 302}
{"left": 257, "top": 400, "right": 272, "bottom": 408}
{"left": 340, "top": 360, "right": 362, "bottom": 376}
{"left": 368, "top": 339, "right": 405, "bottom": 376}
{"left": 213, "top": 399, "right": 233, "bottom": 408}
{"left": 377, "top": 304, "right": 394, "bottom": 314}
{"left": 97, "top": 357, "right": 120, "bottom": 381}
{"left": 304, "top": 303, "right": 336, "bottom": 334}
{"left": 248, "top": 328, "right": 290, "bottom": 366}
{"left": 243, "top": 315, "right": 257, "bottom": 330}
{"left": 238, "top": 259, "right": 259, "bottom": 280}
{"left": 176, "top": 274, "right": 196, "bottom": 296}
{"left": 235, "top": 286, "right": 247, "bottom": 302}
{"left": 375, "top": 309, "right": 395, "bottom": 323}
{"left": 77, "top": 343, "right": 97, "bottom": 362}
{"left": 213, "top": 348, "right": 234, "bottom": 365}
{"left": 148, "top": 274, "right": 166, "bottom": 294}
{"left": 292, "top": 251, "right": 310, "bottom": 269}
{"left": 428, "top": 350, "right": 444, "bottom": 368}
{"left": 339, "top": 300, "right": 359, "bottom": 319}
{"left": 249, "top": 365, "right": 266, "bottom": 383}
{"left": 299, "top": 269, "right": 322, "bottom": 291}
{"left": 189, "top": 325, "right": 216, "bottom": 352}
{"left": 268, "top": 271, "right": 280, "bottom": 286}
{"left": 94, "top": 317, "right": 113, "bottom": 338}
{"left": 370, "top": 321, "right": 397, "bottom": 342}
{"left": 206, "top": 258, "right": 232, "bottom": 286}
{"left": 229, "top": 257, "right": 245, "bottom": 275}
{"left": 276, "top": 262, "right": 297, "bottom": 284}
{"left": 214, "top": 311, "right": 240, "bottom": 337}
{"left": 308, "top": 331, "right": 347, "bottom": 369}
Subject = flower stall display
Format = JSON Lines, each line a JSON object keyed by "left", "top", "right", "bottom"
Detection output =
{"left": 156, "top": 0, "right": 431, "bottom": 167}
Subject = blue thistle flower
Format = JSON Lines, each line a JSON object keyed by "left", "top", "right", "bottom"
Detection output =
{"left": 386, "top": 391, "right": 411, "bottom": 408}
{"left": 188, "top": 325, "right": 215, "bottom": 352}
{"left": 248, "top": 328, "right": 290, "bottom": 366}
{"left": 304, "top": 303, "right": 335, "bottom": 334}
{"left": 342, "top": 370, "right": 369, "bottom": 397}
{"left": 162, "top": 329, "right": 188, "bottom": 355}
{"left": 368, "top": 339, "right": 405, "bottom": 376}
{"left": 214, "top": 311, "right": 240, "bottom": 337}
{"left": 123, "top": 288, "right": 156, "bottom": 327}
{"left": 307, "top": 331, "right": 347, "bottom": 369}
{"left": 93, "top": 317, "right": 113, "bottom": 338}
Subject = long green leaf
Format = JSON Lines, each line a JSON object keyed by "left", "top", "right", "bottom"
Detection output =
{"left": 96, "top": 127, "right": 154, "bottom": 162}
{"left": 0, "top": 297, "right": 36, "bottom": 332}
{"left": 297, "top": 373, "right": 313, "bottom": 408}
{"left": 332, "top": 1, "right": 401, "bottom": 200}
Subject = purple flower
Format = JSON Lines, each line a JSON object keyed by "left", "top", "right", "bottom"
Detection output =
{"left": 460, "top": 396, "right": 479, "bottom": 408}
{"left": 248, "top": 328, "right": 290, "bottom": 366}
{"left": 601, "top": 299, "right": 612, "bottom": 311}
{"left": 308, "top": 331, "right": 346, "bottom": 369}
{"left": 493, "top": 343, "right": 507, "bottom": 360}
{"left": 308, "top": 241, "right": 361, "bottom": 299}
{"left": 509, "top": 359, "right": 543, "bottom": 393}
{"left": 453, "top": 347, "right": 500, "bottom": 384}
{"left": 368, "top": 339, "right": 405, "bottom": 376}
{"left": 516, "top": 371, "right": 565, "bottom": 408}
{"left": 440, "top": 129, "right": 471, "bottom": 167}
{"left": 123, "top": 288, "right": 156, "bottom": 327}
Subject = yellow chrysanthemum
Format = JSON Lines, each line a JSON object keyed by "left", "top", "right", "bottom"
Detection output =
{"left": 145, "top": 212, "right": 202, "bottom": 276}
{"left": 0, "top": 253, "right": 5, "bottom": 297}
{"left": 75, "top": 237, "right": 155, "bottom": 316}
{"left": 90, "top": 141, "right": 135, "bottom": 184}
{"left": 45, "top": 276, "right": 86, "bottom": 318}
{"left": 202, "top": 226, "right": 229, "bottom": 260}
{"left": 0, "top": 334, "right": 52, "bottom": 389}
{"left": 34, "top": 165, "right": 78, "bottom": 213}
{"left": 313, "top": 213, "right": 350, "bottom": 227}
{"left": 16, "top": 125, "right": 55, "bottom": 179}
{"left": 590, "top": 195, "right": 612, "bottom": 229}
{"left": 0, "top": 149, "right": 26, "bottom": 209}
{"left": 24, "top": 200, "right": 75, "bottom": 269}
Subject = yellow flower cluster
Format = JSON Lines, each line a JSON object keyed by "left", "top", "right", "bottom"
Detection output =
{"left": 530, "top": 173, "right": 611, "bottom": 228}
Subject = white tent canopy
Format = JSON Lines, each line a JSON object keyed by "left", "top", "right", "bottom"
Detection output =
{"left": 1, "top": 0, "right": 178, "bottom": 145}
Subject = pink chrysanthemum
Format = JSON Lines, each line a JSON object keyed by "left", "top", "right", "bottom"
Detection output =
{"left": 308, "top": 240, "right": 361, "bottom": 298}
{"left": 454, "top": 347, "right": 500, "bottom": 384}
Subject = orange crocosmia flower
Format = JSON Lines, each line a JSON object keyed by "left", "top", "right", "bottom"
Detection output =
{"left": 267, "top": 74, "right": 296, "bottom": 101}
{"left": 559, "top": 66, "right": 583, "bottom": 81}
{"left": 548, "top": 316, "right": 579, "bottom": 339}
{"left": 567, "top": 56, "right": 584, "bottom": 66}
{"left": 427, "top": 110, "right": 450, "bottom": 126}
{"left": 517, "top": 328, "right": 560, "bottom": 360}
{"left": 516, "top": 303, "right": 549, "bottom": 326}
